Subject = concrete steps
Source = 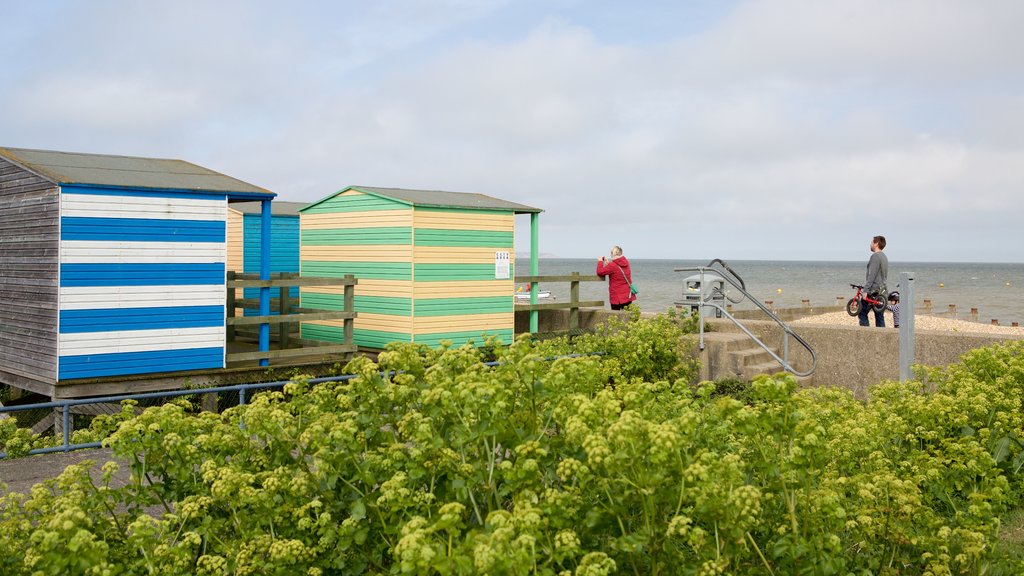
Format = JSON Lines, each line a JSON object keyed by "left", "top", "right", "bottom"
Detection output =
{"left": 733, "top": 346, "right": 784, "bottom": 381}
{"left": 699, "top": 331, "right": 811, "bottom": 383}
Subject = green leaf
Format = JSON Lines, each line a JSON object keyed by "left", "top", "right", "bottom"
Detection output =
{"left": 350, "top": 498, "right": 367, "bottom": 521}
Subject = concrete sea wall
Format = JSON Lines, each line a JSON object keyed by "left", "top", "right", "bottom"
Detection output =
{"left": 514, "top": 307, "right": 1023, "bottom": 398}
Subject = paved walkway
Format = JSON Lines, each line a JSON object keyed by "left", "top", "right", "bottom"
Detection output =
{"left": 0, "top": 448, "right": 124, "bottom": 496}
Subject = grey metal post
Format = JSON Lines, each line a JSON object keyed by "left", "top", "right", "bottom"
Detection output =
{"left": 899, "top": 272, "right": 915, "bottom": 381}
{"left": 62, "top": 406, "right": 70, "bottom": 448}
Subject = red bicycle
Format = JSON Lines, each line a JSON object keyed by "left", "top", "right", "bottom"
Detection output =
{"left": 846, "top": 284, "right": 887, "bottom": 316}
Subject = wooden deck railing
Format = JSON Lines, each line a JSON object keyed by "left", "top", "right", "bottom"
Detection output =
{"left": 226, "top": 272, "right": 357, "bottom": 364}
{"left": 514, "top": 273, "right": 605, "bottom": 332}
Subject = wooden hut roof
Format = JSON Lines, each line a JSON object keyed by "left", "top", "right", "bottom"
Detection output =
{"left": 0, "top": 147, "right": 274, "bottom": 198}
{"left": 302, "top": 185, "right": 542, "bottom": 214}
{"left": 229, "top": 201, "right": 305, "bottom": 216}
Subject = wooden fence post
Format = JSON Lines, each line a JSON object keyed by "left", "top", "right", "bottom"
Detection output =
{"left": 279, "top": 280, "right": 291, "bottom": 349}
{"left": 344, "top": 275, "right": 355, "bottom": 347}
{"left": 569, "top": 273, "right": 581, "bottom": 331}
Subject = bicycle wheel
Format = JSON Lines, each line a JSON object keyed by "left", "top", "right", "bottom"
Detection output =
{"left": 871, "top": 300, "right": 887, "bottom": 313}
{"left": 846, "top": 298, "right": 860, "bottom": 316}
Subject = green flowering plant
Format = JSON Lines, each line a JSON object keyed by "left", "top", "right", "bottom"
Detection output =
{"left": 0, "top": 320, "right": 1023, "bottom": 574}
{"left": 0, "top": 399, "right": 142, "bottom": 459}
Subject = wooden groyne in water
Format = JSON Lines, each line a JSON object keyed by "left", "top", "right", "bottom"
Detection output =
{"left": 734, "top": 297, "right": 1019, "bottom": 328}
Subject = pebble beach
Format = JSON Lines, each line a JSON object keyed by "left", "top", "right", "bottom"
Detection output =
{"left": 792, "top": 311, "right": 1024, "bottom": 337}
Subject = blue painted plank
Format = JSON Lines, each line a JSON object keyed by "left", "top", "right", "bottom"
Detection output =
{"left": 58, "top": 347, "right": 224, "bottom": 379}
{"left": 61, "top": 185, "right": 230, "bottom": 201}
{"left": 242, "top": 214, "right": 299, "bottom": 273}
{"left": 242, "top": 214, "right": 300, "bottom": 308}
{"left": 61, "top": 217, "right": 226, "bottom": 242}
{"left": 59, "top": 306, "right": 225, "bottom": 333}
{"left": 60, "top": 263, "right": 226, "bottom": 286}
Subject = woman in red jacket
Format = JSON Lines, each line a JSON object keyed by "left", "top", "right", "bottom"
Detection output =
{"left": 596, "top": 245, "right": 637, "bottom": 310}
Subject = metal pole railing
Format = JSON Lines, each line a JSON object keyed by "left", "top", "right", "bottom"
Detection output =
{"left": 62, "top": 406, "right": 70, "bottom": 450}
{"left": 0, "top": 354, "right": 600, "bottom": 459}
{"left": 0, "top": 374, "right": 359, "bottom": 459}
{"left": 898, "top": 272, "right": 915, "bottom": 381}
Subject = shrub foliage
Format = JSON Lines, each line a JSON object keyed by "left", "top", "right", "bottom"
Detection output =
{"left": 1, "top": 316, "right": 1023, "bottom": 575}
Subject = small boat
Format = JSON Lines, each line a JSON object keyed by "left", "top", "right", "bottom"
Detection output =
{"left": 515, "top": 290, "right": 553, "bottom": 301}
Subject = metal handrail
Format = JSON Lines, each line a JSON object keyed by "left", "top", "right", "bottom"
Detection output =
{"left": 675, "top": 260, "right": 817, "bottom": 377}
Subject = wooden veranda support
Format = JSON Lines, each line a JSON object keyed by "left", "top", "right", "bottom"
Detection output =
{"left": 515, "top": 272, "right": 605, "bottom": 333}
{"left": 226, "top": 272, "right": 357, "bottom": 364}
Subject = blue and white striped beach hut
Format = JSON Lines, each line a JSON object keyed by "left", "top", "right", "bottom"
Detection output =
{"left": 0, "top": 147, "right": 276, "bottom": 397}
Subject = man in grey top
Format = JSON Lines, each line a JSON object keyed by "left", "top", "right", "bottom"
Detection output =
{"left": 859, "top": 235, "right": 889, "bottom": 327}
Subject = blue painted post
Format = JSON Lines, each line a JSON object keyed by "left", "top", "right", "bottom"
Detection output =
{"left": 259, "top": 200, "right": 271, "bottom": 366}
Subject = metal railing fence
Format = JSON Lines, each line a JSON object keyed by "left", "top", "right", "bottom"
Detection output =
{"left": 0, "top": 374, "right": 357, "bottom": 459}
{"left": 0, "top": 356, "right": 596, "bottom": 459}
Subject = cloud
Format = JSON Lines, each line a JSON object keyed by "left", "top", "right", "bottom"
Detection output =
{"left": 2, "top": 0, "right": 1023, "bottom": 261}
{"left": 678, "top": 0, "right": 1024, "bottom": 85}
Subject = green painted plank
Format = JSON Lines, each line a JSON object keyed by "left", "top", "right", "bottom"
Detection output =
{"left": 301, "top": 261, "right": 412, "bottom": 280}
{"left": 415, "top": 296, "right": 512, "bottom": 316}
{"left": 414, "top": 229, "right": 513, "bottom": 247}
{"left": 415, "top": 329, "right": 514, "bottom": 348}
{"left": 303, "top": 292, "right": 412, "bottom": 316}
{"left": 302, "top": 227, "right": 412, "bottom": 245}
{"left": 301, "top": 324, "right": 411, "bottom": 349}
{"left": 413, "top": 263, "right": 515, "bottom": 281}
{"left": 302, "top": 195, "right": 410, "bottom": 214}
{"left": 304, "top": 294, "right": 510, "bottom": 316}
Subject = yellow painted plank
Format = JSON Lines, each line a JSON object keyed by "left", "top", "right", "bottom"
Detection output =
{"left": 301, "top": 210, "right": 412, "bottom": 229}
{"left": 300, "top": 245, "right": 413, "bottom": 262}
{"left": 308, "top": 313, "right": 413, "bottom": 332}
{"left": 226, "top": 209, "right": 244, "bottom": 273}
{"left": 413, "top": 211, "right": 514, "bottom": 231}
{"left": 413, "top": 280, "right": 514, "bottom": 298}
{"left": 414, "top": 313, "right": 513, "bottom": 332}
{"left": 413, "top": 246, "right": 513, "bottom": 263}
{"left": 303, "top": 279, "right": 413, "bottom": 298}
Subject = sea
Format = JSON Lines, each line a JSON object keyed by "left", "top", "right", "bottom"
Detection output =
{"left": 525, "top": 259, "right": 1024, "bottom": 327}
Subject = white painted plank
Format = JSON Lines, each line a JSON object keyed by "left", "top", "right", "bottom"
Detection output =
{"left": 62, "top": 194, "right": 227, "bottom": 221}
{"left": 60, "top": 285, "right": 225, "bottom": 310}
{"left": 60, "top": 240, "right": 226, "bottom": 264}
{"left": 59, "top": 326, "right": 225, "bottom": 355}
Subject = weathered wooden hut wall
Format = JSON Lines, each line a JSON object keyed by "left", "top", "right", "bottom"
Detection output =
{"left": 301, "top": 190, "right": 414, "bottom": 348}
{"left": 0, "top": 158, "right": 59, "bottom": 389}
{"left": 57, "top": 186, "right": 228, "bottom": 379}
{"left": 410, "top": 207, "right": 515, "bottom": 347}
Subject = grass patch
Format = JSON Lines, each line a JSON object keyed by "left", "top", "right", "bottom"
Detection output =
{"left": 994, "top": 508, "right": 1024, "bottom": 570}
{"left": 999, "top": 508, "right": 1024, "bottom": 549}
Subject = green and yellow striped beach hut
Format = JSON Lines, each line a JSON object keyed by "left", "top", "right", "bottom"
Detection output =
{"left": 299, "top": 186, "right": 542, "bottom": 349}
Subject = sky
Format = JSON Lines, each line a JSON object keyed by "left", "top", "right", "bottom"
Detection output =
{"left": 2, "top": 0, "right": 1023, "bottom": 262}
